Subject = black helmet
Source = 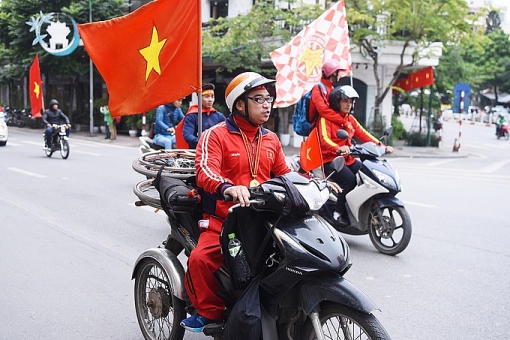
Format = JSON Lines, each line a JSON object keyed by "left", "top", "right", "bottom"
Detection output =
{"left": 329, "top": 85, "right": 359, "bottom": 112}
{"left": 49, "top": 99, "right": 59, "bottom": 106}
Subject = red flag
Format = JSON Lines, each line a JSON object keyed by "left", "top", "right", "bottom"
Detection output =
{"left": 29, "top": 54, "right": 43, "bottom": 118}
{"left": 393, "top": 76, "right": 411, "bottom": 93}
{"left": 77, "top": 0, "right": 201, "bottom": 117}
{"left": 271, "top": 0, "right": 351, "bottom": 108}
{"left": 408, "top": 66, "right": 434, "bottom": 91}
{"left": 300, "top": 128, "right": 323, "bottom": 172}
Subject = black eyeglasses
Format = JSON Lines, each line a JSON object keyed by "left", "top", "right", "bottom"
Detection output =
{"left": 247, "top": 96, "right": 274, "bottom": 104}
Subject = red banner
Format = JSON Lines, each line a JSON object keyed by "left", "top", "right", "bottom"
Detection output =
{"left": 29, "top": 54, "right": 43, "bottom": 118}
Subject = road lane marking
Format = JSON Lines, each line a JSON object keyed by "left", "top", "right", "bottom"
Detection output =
{"left": 479, "top": 159, "right": 510, "bottom": 173}
{"left": 424, "top": 159, "right": 457, "bottom": 167}
{"left": 7, "top": 167, "right": 47, "bottom": 178}
{"left": 74, "top": 150, "right": 102, "bottom": 156}
{"left": 402, "top": 201, "right": 435, "bottom": 208}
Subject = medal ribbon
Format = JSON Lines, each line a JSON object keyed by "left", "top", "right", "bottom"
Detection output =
{"left": 239, "top": 126, "right": 262, "bottom": 184}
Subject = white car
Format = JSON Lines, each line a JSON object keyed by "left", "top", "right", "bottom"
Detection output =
{"left": 0, "top": 111, "right": 8, "bottom": 146}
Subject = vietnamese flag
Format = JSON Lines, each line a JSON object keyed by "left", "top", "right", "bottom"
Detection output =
{"left": 77, "top": 0, "right": 201, "bottom": 117}
{"left": 300, "top": 128, "right": 323, "bottom": 172}
{"left": 29, "top": 54, "right": 43, "bottom": 118}
{"left": 408, "top": 66, "right": 434, "bottom": 91}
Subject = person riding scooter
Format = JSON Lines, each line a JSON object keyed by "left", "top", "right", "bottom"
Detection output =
{"left": 317, "top": 85, "right": 393, "bottom": 227}
{"left": 496, "top": 114, "right": 507, "bottom": 136}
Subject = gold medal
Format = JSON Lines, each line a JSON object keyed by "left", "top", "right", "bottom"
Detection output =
{"left": 250, "top": 179, "right": 260, "bottom": 187}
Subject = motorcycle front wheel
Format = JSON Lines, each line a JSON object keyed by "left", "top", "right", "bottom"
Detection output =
{"left": 134, "top": 258, "right": 186, "bottom": 340}
{"left": 368, "top": 204, "right": 412, "bottom": 255}
{"left": 504, "top": 131, "right": 509, "bottom": 140}
{"left": 60, "top": 139, "right": 70, "bottom": 159}
{"left": 301, "top": 303, "right": 390, "bottom": 340}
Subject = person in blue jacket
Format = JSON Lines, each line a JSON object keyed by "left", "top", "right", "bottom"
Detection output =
{"left": 153, "top": 99, "right": 184, "bottom": 149}
{"left": 182, "top": 83, "right": 225, "bottom": 149}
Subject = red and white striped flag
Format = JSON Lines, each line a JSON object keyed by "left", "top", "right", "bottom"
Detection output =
{"left": 270, "top": 0, "right": 351, "bottom": 108}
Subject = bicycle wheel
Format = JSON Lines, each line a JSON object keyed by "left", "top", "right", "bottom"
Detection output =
{"left": 133, "top": 149, "right": 196, "bottom": 179}
{"left": 60, "top": 139, "right": 70, "bottom": 159}
{"left": 134, "top": 179, "right": 162, "bottom": 208}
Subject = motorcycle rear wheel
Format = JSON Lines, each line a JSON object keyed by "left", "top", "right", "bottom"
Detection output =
{"left": 301, "top": 303, "right": 390, "bottom": 340}
{"left": 368, "top": 204, "right": 412, "bottom": 255}
{"left": 60, "top": 139, "right": 70, "bottom": 159}
{"left": 44, "top": 147, "right": 53, "bottom": 157}
{"left": 134, "top": 258, "right": 186, "bottom": 340}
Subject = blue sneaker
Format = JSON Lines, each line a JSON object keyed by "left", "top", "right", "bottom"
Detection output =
{"left": 180, "top": 313, "right": 221, "bottom": 332}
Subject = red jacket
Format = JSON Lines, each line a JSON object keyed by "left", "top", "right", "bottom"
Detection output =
{"left": 318, "top": 113, "right": 382, "bottom": 165}
{"left": 309, "top": 78, "right": 348, "bottom": 128}
{"left": 195, "top": 115, "right": 290, "bottom": 221}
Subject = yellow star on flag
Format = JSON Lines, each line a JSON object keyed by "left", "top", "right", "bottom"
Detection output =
{"left": 307, "top": 147, "right": 312, "bottom": 161}
{"left": 139, "top": 26, "right": 167, "bottom": 81}
{"left": 33, "top": 82, "right": 40, "bottom": 98}
{"left": 298, "top": 46, "right": 324, "bottom": 77}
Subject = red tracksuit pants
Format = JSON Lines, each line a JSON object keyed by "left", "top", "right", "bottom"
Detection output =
{"left": 184, "top": 217, "right": 225, "bottom": 321}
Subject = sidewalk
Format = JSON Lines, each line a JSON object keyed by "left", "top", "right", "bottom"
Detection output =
{"left": 32, "top": 127, "right": 467, "bottom": 159}
{"left": 283, "top": 139, "right": 467, "bottom": 159}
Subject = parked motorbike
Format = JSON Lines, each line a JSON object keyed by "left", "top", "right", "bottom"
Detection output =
{"left": 132, "top": 158, "right": 391, "bottom": 340}
{"left": 44, "top": 124, "right": 70, "bottom": 159}
{"left": 497, "top": 122, "right": 509, "bottom": 140}
{"left": 289, "top": 127, "right": 412, "bottom": 256}
{"left": 139, "top": 135, "right": 165, "bottom": 154}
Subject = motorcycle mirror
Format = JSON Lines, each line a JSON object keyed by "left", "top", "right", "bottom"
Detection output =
{"left": 336, "top": 129, "right": 349, "bottom": 140}
{"left": 384, "top": 126, "right": 393, "bottom": 136}
{"left": 325, "top": 156, "right": 345, "bottom": 181}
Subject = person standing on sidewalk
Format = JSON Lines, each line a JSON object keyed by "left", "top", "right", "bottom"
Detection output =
{"left": 100, "top": 105, "right": 114, "bottom": 140}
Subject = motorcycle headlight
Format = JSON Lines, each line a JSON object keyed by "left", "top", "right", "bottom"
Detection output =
{"left": 295, "top": 182, "right": 330, "bottom": 211}
{"left": 373, "top": 169, "right": 398, "bottom": 191}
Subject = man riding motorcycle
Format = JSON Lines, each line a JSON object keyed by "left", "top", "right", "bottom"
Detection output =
{"left": 42, "top": 99, "right": 71, "bottom": 149}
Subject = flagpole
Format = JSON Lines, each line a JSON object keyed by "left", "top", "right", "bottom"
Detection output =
{"left": 197, "top": 0, "right": 203, "bottom": 138}
{"left": 88, "top": 0, "right": 95, "bottom": 137}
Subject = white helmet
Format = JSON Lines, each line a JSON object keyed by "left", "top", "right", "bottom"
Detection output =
{"left": 225, "top": 72, "right": 275, "bottom": 111}
{"left": 329, "top": 85, "right": 359, "bottom": 112}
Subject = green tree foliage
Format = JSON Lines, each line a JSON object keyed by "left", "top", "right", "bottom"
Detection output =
{"left": 478, "top": 28, "right": 510, "bottom": 99}
{"left": 202, "top": 1, "right": 323, "bottom": 75}
{"left": 345, "top": 0, "right": 480, "bottom": 127}
{"left": 0, "top": 0, "right": 128, "bottom": 83}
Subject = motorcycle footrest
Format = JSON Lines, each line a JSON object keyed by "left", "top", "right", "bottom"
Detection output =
{"left": 202, "top": 323, "right": 224, "bottom": 336}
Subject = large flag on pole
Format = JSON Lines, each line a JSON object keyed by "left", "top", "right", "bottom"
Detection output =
{"left": 270, "top": 0, "right": 351, "bottom": 108}
{"left": 77, "top": 0, "right": 202, "bottom": 117}
{"left": 29, "top": 54, "right": 43, "bottom": 118}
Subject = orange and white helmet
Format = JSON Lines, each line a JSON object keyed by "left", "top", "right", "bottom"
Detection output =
{"left": 225, "top": 72, "right": 275, "bottom": 111}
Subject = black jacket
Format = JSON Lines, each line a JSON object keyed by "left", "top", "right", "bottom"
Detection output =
{"left": 42, "top": 108, "right": 70, "bottom": 125}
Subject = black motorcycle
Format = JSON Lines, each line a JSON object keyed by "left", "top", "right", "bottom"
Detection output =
{"left": 44, "top": 124, "right": 70, "bottom": 159}
{"left": 132, "top": 157, "right": 391, "bottom": 340}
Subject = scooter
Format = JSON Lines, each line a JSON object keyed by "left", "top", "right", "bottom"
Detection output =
{"left": 132, "top": 158, "right": 391, "bottom": 340}
{"left": 289, "top": 127, "right": 412, "bottom": 256}
{"left": 497, "top": 122, "right": 509, "bottom": 140}
{"left": 138, "top": 135, "right": 165, "bottom": 154}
